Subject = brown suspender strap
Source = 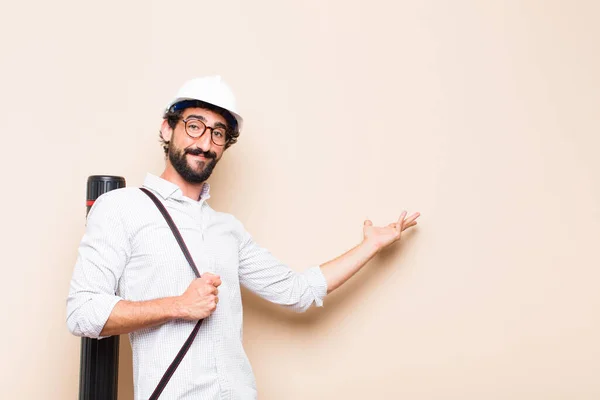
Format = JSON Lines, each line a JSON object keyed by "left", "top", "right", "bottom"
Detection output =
{"left": 140, "top": 188, "right": 203, "bottom": 400}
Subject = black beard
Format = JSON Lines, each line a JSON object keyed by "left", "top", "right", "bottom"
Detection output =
{"left": 168, "top": 143, "right": 218, "bottom": 184}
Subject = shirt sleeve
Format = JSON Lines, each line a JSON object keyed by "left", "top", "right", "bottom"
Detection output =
{"left": 237, "top": 224, "right": 328, "bottom": 313}
{"left": 66, "top": 193, "right": 131, "bottom": 339}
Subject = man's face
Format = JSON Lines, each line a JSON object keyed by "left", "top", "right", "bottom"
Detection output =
{"left": 163, "top": 107, "right": 228, "bottom": 184}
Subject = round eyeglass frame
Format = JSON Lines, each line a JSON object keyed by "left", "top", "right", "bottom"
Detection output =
{"left": 182, "top": 117, "right": 229, "bottom": 146}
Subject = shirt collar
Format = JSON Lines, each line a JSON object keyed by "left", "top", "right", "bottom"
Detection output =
{"left": 143, "top": 173, "right": 211, "bottom": 203}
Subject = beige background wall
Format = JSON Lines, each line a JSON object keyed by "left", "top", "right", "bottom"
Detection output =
{"left": 1, "top": 0, "right": 599, "bottom": 399}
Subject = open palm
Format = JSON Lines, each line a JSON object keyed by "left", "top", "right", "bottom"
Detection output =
{"left": 363, "top": 211, "right": 420, "bottom": 251}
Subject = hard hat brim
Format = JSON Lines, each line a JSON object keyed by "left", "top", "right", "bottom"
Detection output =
{"left": 165, "top": 97, "right": 244, "bottom": 132}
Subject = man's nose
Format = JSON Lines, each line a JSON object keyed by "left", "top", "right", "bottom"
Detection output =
{"left": 194, "top": 130, "right": 213, "bottom": 152}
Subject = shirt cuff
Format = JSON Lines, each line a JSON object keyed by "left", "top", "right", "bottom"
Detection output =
{"left": 83, "top": 295, "right": 123, "bottom": 339}
{"left": 305, "top": 265, "right": 328, "bottom": 307}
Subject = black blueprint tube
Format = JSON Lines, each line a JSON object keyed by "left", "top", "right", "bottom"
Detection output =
{"left": 80, "top": 175, "right": 126, "bottom": 400}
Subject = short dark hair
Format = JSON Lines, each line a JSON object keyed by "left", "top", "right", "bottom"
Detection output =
{"left": 159, "top": 100, "right": 240, "bottom": 154}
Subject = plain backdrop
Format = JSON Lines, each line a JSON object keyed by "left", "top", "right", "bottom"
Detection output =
{"left": 0, "top": 1, "right": 599, "bottom": 399}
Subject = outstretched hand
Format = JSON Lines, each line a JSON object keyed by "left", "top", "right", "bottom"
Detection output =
{"left": 363, "top": 211, "right": 420, "bottom": 252}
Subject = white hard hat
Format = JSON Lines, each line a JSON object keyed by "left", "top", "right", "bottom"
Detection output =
{"left": 165, "top": 75, "right": 243, "bottom": 132}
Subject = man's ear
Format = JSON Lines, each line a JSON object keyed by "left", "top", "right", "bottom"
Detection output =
{"left": 161, "top": 119, "right": 173, "bottom": 142}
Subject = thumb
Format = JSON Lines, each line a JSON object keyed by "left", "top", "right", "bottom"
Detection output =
{"left": 364, "top": 219, "right": 373, "bottom": 227}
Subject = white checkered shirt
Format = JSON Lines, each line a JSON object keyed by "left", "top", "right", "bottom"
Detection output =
{"left": 67, "top": 173, "right": 328, "bottom": 399}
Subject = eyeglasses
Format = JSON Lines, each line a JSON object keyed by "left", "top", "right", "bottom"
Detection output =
{"left": 182, "top": 117, "right": 228, "bottom": 146}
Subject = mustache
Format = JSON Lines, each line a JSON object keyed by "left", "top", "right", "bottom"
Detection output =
{"left": 184, "top": 148, "right": 217, "bottom": 159}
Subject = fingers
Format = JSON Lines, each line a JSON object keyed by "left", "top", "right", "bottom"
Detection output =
{"left": 404, "top": 212, "right": 420, "bottom": 225}
{"left": 206, "top": 287, "right": 219, "bottom": 309}
{"left": 370, "top": 211, "right": 420, "bottom": 233}
{"left": 398, "top": 211, "right": 407, "bottom": 225}
{"left": 203, "top": 273, "right": 222, "bottom": 287}
{"left": 397, "top": 211, "right": 420, "bottom": 227}
{"left": 397, "top": 211, "right": 407, "bottom": 233}
{"left": 404, "top": 221, "right": 417, "bottom": 230}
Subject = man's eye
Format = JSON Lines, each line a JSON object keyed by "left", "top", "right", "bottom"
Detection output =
{"left": 213, "top": 130, "right": 225, "bottom": 138}
{"left": 188, "top": 123, "right": 201, "bottom": 131}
